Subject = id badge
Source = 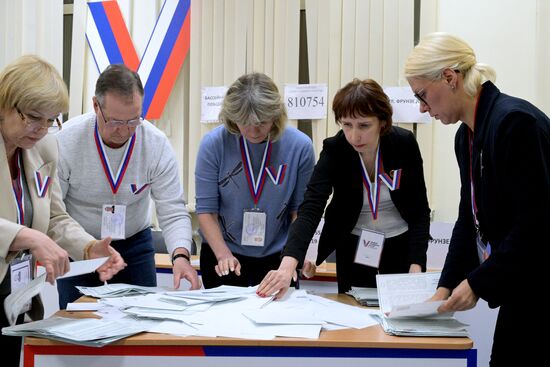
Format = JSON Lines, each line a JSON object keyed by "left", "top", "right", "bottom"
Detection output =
{"left": 10, "top": 254, "right": 32, "bottom": 314}
{"left": 476, "top": 234, "right": 491, "bottom": 263}
{"left": 101, "top": 204, "right": 126, "bottom": 239}
{"left": 354, "top": 229, "right": 385, "bottom": 268}
{"left": 241, "top": 209, "right": 266, "bottom": 247}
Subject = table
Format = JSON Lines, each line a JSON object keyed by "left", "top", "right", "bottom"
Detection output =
{"left": 23, "top": 295, "right": 476, "bottom": 367}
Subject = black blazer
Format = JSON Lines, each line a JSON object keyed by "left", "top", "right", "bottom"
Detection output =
{"left": 283, "top": 126, "right": 431, "bottom": 268}
{"left": 439, "top": 81, "right": 550, "bottom": 308}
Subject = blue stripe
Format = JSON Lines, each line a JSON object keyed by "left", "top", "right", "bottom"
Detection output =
{"left": 88, "top": 2, "right": 123, "bottom": 66}
{"left": 203, "top": 346, "right": 476, "bottom": 361}
{"left": 142, "top": 0, "right": 190, "bottom": 116}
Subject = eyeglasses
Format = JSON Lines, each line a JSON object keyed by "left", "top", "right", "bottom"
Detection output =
{"left": 413, "top": 80, "right": 436, "bottom": 108}
{"left": 16, "top": 107, "right": 61, "bottom": 133}
{"left": 97, "top": 101, "right": 143, "bottom": 128}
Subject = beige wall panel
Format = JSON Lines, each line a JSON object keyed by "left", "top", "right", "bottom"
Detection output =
{"left": 368, "top": 0, "right": 383, "bottom": 82}
{"left": 354, "top": 0, "right": 370, "bottom": 79}
{"left": 382, "top": 0, "right": 399, "bottom": 85}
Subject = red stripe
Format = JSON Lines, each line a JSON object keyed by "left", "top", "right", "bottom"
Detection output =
{"left": 146, "top": 10, "right": 191, "bottom": 119}
{"left": 24, "top": 345, "right": 206, "bottom": 360}
{"left": 103, "top": 1, "right": 139, "bottom": 71}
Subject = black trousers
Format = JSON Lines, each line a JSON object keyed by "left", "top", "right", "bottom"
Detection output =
{"left": 0, "top": 293, "right": 24, "bottom": 367}
{"left": 335, "top": 231, "right": 411, "bottom": 293}
{"left": 200, "top": 243, "right": 283, "bottom": 289}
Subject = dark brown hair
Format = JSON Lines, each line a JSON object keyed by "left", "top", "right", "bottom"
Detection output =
{"left": 332, "top": 78, "right": 393, "bottom": 135}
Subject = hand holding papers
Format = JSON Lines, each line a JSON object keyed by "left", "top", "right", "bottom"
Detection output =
{"left": 5, "top": 258, "right": 111, "bottom": 326}
{"left": 374, "top": 272, "right": 469, "bottom": 337}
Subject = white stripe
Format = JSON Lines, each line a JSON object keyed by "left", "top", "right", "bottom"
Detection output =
{"left": 86, "top": 8, "right": 110, "bottom": 73}
{"left": 137, "top": 0, "right": 179, "bottom": 85}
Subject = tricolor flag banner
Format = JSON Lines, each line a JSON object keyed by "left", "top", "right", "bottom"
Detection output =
{"left": 86, "top": 0, "right": 191, "bottom": 120}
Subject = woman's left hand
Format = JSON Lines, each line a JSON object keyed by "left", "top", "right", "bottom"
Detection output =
{"left": 438, "top": 279, "right": 478, "bottom": 313}
{"left": 89, "top": 237, "right": 127, "bottom": 281}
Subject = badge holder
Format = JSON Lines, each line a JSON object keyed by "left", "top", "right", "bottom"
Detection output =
{"left": 101, "top": 204, "right": 126, "bottom": 239}
{"left": 241, "top": 208, "right": 266, "bottom": 247}
{"left": 354, "top": 229, "right": 385, "bottom": 268}
{"left": 10, "top": 253, "right": 32, "bottom": 314}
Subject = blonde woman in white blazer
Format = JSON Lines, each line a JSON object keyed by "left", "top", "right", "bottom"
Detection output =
{"left": 0, "top": 55, "right": 126, "bottom": 367}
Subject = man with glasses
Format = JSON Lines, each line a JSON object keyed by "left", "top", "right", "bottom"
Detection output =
{"left": 55, "top": 64, "right": 200, "bottom": 309}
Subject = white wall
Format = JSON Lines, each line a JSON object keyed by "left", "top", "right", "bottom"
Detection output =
{"left": 430, "top": 0, "right": 540, "bottom": 222}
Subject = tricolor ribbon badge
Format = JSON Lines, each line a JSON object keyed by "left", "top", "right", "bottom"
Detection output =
{"left": 34, "top": 171, "right": 51, "bottom": 198}
{"left": 131, "top": 183, "right": 149, "bottom": 195}
{"left": 86, "top": 0, "right": 190, "bottom": 119}
{"left": 379, "top": 169, "right": 402, "bottom": 191}
{"left": 265, "top": 164, "right": 287, "bottom": 185}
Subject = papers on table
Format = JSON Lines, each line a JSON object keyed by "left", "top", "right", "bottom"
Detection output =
{"left": 77, "top": 283, "right": 164, "bottom": 298}
{"left": 1, "top": 316, "right": 154, "bottom": 347}
{"left": 347, "top": 287, "right": 379, "bottom": 307}
{"left": 2, "top": 285, "right": 381, "bottom": 345}
{"left": 375, "top": 273, "right": 469, "bottom": 337}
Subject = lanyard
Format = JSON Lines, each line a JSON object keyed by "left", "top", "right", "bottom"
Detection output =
{"left": 468, "top": 130, "right": 480, "bottom": 230}
{"left": 94, "top": 121, "right": 136, "bottom": 195}
{"left": 239, "top": 135, "right": 271, "bottom": 206}
{"left": 358, "top": 145, "right": 381, "bottom": 220}
{"left": 12, "top": 149, "right": 25, "bottom": 225}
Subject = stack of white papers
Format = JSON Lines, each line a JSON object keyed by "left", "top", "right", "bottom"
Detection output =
{"left": 375, "top": 272, "right": 469, "bottom": 337}
{"left": 2, "top": 316, "right": 154, "bottom": 347}
{"left": 347, "top": 287, "right": 379, "bottom": 307}
{"left": 77, "top": 283, "right": 164, "bottom": 298}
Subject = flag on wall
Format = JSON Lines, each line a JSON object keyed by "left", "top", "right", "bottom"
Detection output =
{"left": 86, "top": 0, "right": 191, "bottom": 120}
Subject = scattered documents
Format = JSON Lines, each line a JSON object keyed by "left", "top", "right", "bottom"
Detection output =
{"left": 375, "top": 272, "right": 469, "bottom": 337}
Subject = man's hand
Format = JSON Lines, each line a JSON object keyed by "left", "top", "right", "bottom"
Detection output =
{"left": 172, "top": 249, "right": 201, "bottom": 289}
{"left": 89, "top": 237, "right": 127, "bottom": 281}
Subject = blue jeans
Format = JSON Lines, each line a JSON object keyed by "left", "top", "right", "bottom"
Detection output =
{"left": 57, "top": 227, "right": 156, "bottom": 309}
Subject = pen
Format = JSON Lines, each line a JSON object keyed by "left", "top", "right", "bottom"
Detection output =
{"left": 260, "top": 294, "right": 276, "bottom": 309}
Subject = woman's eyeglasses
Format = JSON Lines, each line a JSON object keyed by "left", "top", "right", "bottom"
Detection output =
{"left": 413, "top": 80, "right": 435, "bottom": 108}
{"left": 97, "top": 102, "right": 142, "bottom": 128}
{"left": 16, "top": 107, "right": 61, "bottom": 134}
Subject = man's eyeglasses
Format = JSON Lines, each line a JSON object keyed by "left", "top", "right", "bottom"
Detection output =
{"left": 97, "top": 101, "right": 143, "bottom": 128}
{"left": 16, "top": 107, "right": 61, "bottom": 133}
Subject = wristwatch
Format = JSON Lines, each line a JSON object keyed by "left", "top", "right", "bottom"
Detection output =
{"left": 172, "top": 253, "right": 190, "bottom": 265}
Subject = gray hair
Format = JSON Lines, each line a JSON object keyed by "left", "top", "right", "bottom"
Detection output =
{"left": 219, "top": 72, "right": 287, "bottom": 141}
{"left": 95, "top": 64, "right": 144, "bottom": 106}
{"left": 405, "top": 32, "right": 496, "bottom": 97}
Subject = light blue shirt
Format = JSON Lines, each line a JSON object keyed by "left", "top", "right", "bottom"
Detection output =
{"left": 195, "top": 125, "right": 315, "bottom": 257}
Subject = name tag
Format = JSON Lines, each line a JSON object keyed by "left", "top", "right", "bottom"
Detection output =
{"left": 241, "top": 209, "right": 266, "bottom": 247}
{"left": 354, "top": 229, "right": 385, "bottom": 268}
{"left": 10, "top": 254, "right": 32, "bottom": 314}
{"left": 476, "top": 234, "right": 491, "bottom": 264}
{"left": 101, "top": 204, "right": 126, "bottom": 239}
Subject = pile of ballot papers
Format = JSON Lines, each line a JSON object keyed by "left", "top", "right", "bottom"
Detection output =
{"left": 374, "top": 272, "right": 469, "bottom": 337}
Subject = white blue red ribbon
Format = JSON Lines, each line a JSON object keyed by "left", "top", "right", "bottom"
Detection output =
{"left": 86, "top": 0, "right": 191, "bottom": 119}
{"left": 12, "top": 149, "right": 25, "bottom": 225}
{"left": 34, "top": 171, "right": 51, "bottom": 198}
{"left": 240, "top": 136, "right": 271, "bottom": 205}
{"left": 130, "top": 183, "right": 149, "bottom": 195}
{"left": 358, "top": 147, "right": 381, "bottom": 220}
{"left": 379, "top": 169, "right": 402, "bottom": 191}
{"left": 265, "top": 164, "right": 287, "bottom": 185}
{"left": 94, "top": 122, "right": 136, "bottom": 195}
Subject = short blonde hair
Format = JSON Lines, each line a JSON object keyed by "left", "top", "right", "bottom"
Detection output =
{"left": 405, "top": 32, "right": 496, "bottom": 97}
{"left": 0, "top": 55, "right": 68, "bottom": 115}
{"left": 219, "top": 72, "right": 287, "bottom": 141}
